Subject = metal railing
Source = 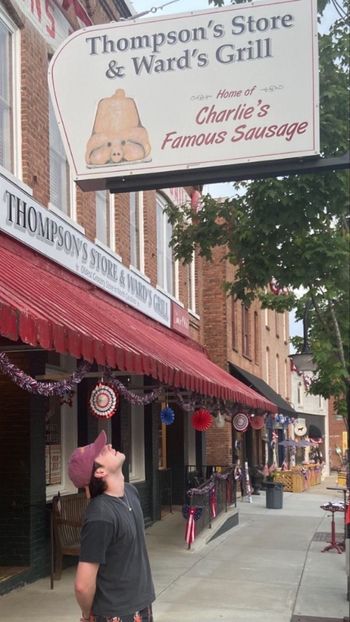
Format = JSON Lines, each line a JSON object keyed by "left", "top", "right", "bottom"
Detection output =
{"left": 184, "top": 465, "right": 236, "bottom": 549}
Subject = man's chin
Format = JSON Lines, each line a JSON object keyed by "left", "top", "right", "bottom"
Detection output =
{"left": 117, "top": 451, "right": 126, "bottom": 464}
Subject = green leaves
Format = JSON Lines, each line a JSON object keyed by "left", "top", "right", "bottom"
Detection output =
{"left": 167, "top": 2, "right": 349, "bottom": 415}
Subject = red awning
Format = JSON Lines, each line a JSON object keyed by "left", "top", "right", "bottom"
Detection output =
{"left": 0, "top": 234, "right": 276, "bottom": 412}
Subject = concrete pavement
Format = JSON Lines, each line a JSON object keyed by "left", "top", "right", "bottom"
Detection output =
{"left": 1, "top": 475, "right": 349, "bottom": 622}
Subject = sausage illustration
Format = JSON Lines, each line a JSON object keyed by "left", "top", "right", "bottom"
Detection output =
{"left": 86, "top": 89, "right": 151, "bottom": 166}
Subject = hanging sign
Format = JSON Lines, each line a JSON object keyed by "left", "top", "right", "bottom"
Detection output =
{"left": 48, "top": 0, "right": 319, "bottom": 192}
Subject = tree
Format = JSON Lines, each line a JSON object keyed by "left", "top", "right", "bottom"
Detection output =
{"left": 166, "top": 1, "right": 350, "bottom": 420}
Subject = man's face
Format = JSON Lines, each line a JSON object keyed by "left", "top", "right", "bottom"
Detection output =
{"left": 95, "top": 443, "right": 126, "bottom": 474}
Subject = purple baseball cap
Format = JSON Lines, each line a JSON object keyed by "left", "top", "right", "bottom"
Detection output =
{"left": 68, "top": 430, "right": 107, "bottom": 488}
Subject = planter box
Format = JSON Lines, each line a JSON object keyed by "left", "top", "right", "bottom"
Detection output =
{"left": 274, "top": 470, "right": 304, "bottom": 492}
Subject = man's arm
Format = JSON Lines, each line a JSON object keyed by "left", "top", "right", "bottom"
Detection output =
{"left": 75, "top": 560, "right": 99, "bottom": 620}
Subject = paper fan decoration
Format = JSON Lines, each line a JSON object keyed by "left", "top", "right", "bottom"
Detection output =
{"left": 192, "top": 408, "right": 213, "bottom": 432}
{"left": 249, "top": 414, "right": 265, "bottom": 430}
{"left": 90, "top": 383, "right": 119, "bottom": 419}
{"left": 233, "top": 412, "right": 249, "bottom": 432}
{"left": 160, "top": 406, "right": 175, "bottom": 425}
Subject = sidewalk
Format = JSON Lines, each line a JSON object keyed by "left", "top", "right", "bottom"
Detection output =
{"left": 1, "top": 476, "right": 348, "bottom": 622}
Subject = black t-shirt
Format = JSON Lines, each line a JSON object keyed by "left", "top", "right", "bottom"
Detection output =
{"left": 79, "top": 484, "right": 155, "bottom": 617}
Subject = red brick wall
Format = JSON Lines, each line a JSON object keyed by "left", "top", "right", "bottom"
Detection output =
{"left": 201, "top": 253, "right": 291, "bottom": 466}
{"left": 21, "top": 21, "right": 49, "bottom": 206}
{"left": 328, "top": 398, "right": 347, "bottom": 470}
{"left": 16, "top": 5, "right": 194, "bottom": 323}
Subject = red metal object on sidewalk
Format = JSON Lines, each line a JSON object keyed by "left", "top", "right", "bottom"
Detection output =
{"left": 320, "top": 502, "right": 345, "bottom": 554}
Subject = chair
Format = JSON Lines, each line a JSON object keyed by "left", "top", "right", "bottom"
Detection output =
{"left": 50, "top": 492, "right": 89, "bottom": 588}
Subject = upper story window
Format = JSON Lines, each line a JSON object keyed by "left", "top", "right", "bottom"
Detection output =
{"left": 0, "top": 13, "right": 17, "bottom": 173}
{"left": 283, "top": 312, "right": 288, "bottom": 342}
{"left": 231, "top": 299, "right": 238, "bottom": 351}
{"left": 284, "top": 358, "right": 288, "bottom": 397}
{"left": 265, "top": 347, "right": 270, "bottom": 384}
{"left": 187, "top": 253, "right": 196, "bottom": 313}
{"left": 275, "top": 311, "right": 279, "bottom": 338}
{"left": 254, "top": 311, "right": 259, "bottom": 364}
{"left": 297, "top": 382, "right": 303, "bottom": 406}
{"left": 276, "top": 353, "right": 280, "bottom": 393}
{"left": 242, "top": 304, "right": 250, "bottom": 358}
{"left": 265, "top": 308, "right": 270, "bottom": 329}
{"left": 130, "top": 192, "right": 144, "bottom": 271}
{"left": 49, "top": 99, "right": 71, "bottom": 215}
{"left": 156, "top": 193, "right": 175, "bottom": 296}
{"left": 96, "top": 190, "right": 112, "bottom": 247}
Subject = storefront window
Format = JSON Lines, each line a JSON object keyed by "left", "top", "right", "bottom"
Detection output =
{"left": 45, "top": 355, "right": 77, "bottom": 498}
{"left": 158, "top": 420, "right": 167, "bottom": 469}
{"left": 0, "top": 14, "right": 15, "bottom": 172}
{"left": 129, "top": 403, "right": 145, "bottom": 482}
{"left": 45, "top": 397, "right": 62, "bottom": 486}
{"left": 128, "top": 376, "right": 145, "bottom": 482}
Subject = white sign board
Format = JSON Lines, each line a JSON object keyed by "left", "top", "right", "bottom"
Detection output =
{"left": 48, "top": 0, "right": 319, "bottom": 191}
{"left": 0, "top": 174, "right": 171, "bottom": 327}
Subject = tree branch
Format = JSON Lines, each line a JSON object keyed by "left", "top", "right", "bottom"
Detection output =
{"left": 328, "top": 300, "right": 350, "bottom": 385}
{"left": 308, "top": 288, "right": 332, "bottom": 334}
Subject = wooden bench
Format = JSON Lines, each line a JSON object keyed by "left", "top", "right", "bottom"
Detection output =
{"left": 50, "top": 491, "right": 89, "bottom": 588}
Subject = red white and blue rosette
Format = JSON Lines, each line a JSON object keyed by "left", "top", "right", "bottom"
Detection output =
{"left": 249, "top": 414, "right": 265, "bottom": 430}
{"left": 232, "top": 412, "right": 249, "bottom": 432}
{"left": 90, "top": 383, "right": 119, "bottom": 419}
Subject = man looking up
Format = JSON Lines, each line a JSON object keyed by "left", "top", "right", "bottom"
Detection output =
{"left": 68, "top": 430, "right": 155, "bottom": 622}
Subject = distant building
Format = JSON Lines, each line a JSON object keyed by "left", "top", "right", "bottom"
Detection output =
{"left": 290, "top": 367, "right": 329, "bottom": 476}
{"left": 200, "top": 250, "right": 294, "bottom": 468}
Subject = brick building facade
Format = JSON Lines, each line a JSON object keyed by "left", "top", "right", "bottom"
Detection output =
{"left": 202, "top": 255, "right": 292, "bottom": 467}
{"left": 328, "top": 398, "right": 347, "bottom": 472}
{"left": 0, "top": 0, "right": 277, "bottom": 594}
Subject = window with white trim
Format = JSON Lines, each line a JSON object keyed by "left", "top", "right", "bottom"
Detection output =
{"left": 265, "top": 347, "right": 270, "bottom": 384}
{"left": 45, "top": 355, "right": 77, "bottom": 498}
{"left": 49, "top": 98, "right": 71, "bottom": 214}
{"left": 297, "top": 382, "right": 303, "bottom": 406}
{"left": 129, "top": 377, "right": 145, "bottom": 482}
{"left": 242, "top": 304, "right": 250, "bottom": 357}
{"left": 254, "top": 311, "right": 259, "bottom": 363}
{"left": 284, "top": 358, "right": 288, "bottom": 397}
{"left": 0, "top": 12, "right": 17, "bottom": 172}
{"left": 276, "top": 353, "right": 280, "bottom": 393}
{"left": 265, "top": 307, "right": 269, "bottom": 328}
{"left": 130, "top": 191, "right": 144, "bottom": 271}
{"left": 187, "top": 252, "right": 196, "bottom": 312}
{"left": 96, "top": 190, "right": 111, "bottom": 246}
{"left": 156, "top": 193, "right": 175, "bottom": 296}
{"left": 283, "top": 312, "right": 288, "bottom": 342}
